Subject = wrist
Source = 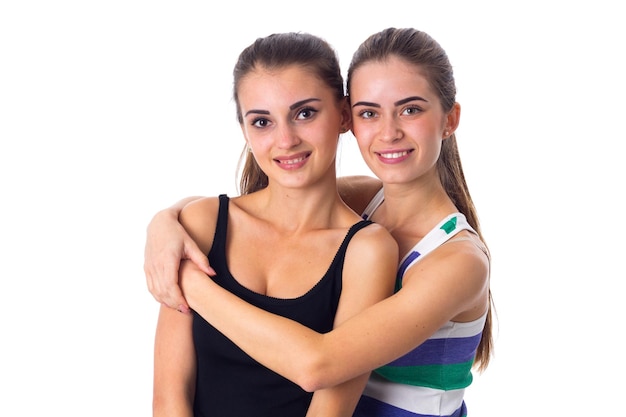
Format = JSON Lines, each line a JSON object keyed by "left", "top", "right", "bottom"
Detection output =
{"left": 153, "top": 197, "right": 198, "bottom": 225}
{"left": 180, "top": 267, "right": 204, "bottom": 308}
{"left": 147, "top": 207, "right": 179, "bottom": 235}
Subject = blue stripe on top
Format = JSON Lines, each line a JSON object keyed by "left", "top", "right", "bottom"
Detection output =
{"left": 385, "top": 333, "right": 482, "bottom": 367}
{"left": 397, "top": 251, "right": 421, "bottom": 279}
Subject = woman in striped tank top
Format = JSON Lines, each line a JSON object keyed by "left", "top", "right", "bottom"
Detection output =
{"left": 146, "top": 28, "right": 494, "bottom": 417}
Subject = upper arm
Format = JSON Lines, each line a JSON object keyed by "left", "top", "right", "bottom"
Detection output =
{"left": 362, "top": 239, "right": 490, "bottom": 360}
{"left": 401, "top": 238, "right": 491, "bottom": 323}
{"left": 338, "top": 176, "right": 382, "bottom": 215}
{"left": 334, "top": 222, "right": 398, "bottom": 328}
{"left": 153, "top": 306, "right": 196, "bottom": 416}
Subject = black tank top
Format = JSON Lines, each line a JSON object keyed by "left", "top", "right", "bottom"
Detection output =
{"left": 192, "top": 194, "right": 373, "bottom": 416}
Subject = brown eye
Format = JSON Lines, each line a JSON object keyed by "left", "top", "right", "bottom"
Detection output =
{"left": 252, "top": 118, "right": 270, "bottom": 128}
{"left": 296, "top": 107, "right": 317, "bottom": 120}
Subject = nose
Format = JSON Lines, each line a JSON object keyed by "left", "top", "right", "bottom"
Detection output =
{"left": 275, "top": 123, "right": 301, "bottom": 149}
{"left": 380, "top": 115, "right": 402, "bottom": 143}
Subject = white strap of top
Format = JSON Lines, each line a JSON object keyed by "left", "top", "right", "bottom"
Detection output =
{"left": 360, "top": 188, "right": 477, "bottom": 282}
{"left": 397, "top": 213, "right": 476, "bottom": 280}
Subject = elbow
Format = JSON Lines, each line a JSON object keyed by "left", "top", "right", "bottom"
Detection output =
{"left": 153, "top": 377, "right": 195, "bottom": 416}
{"left": 298, "top": 373, "right": 325, "bottom": 393}
{"left": 298, "top": 374, "right": 322, "bottom": 393}
{"left": 293, "top": 353, "right": 335, "bottom": 393}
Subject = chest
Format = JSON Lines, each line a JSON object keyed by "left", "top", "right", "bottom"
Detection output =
{"left": 223, "top": 227, "right": 346, "bottom": 298}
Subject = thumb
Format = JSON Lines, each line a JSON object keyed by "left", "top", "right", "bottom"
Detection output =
{"left": 184, "top": 239, "right": 216, "bottom": 276}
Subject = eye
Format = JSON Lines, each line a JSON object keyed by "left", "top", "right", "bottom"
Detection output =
{"left": 252, "top": 117, "right": 271, "bottom": 128}
{"left": 295, "top": 107, "right": 318, "bottom": 120}
{"left": 358, "top": 110, "right": 376, "bottom": 119}
{"left": 402, "top": 106, "right": 422, "bottom": 116}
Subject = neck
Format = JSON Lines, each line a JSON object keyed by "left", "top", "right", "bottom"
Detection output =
{"left": 375, "top": 179, "right": 457, "bottom": 237}
{"left": 250, "top": 176, "right": 350, "bottom": 234}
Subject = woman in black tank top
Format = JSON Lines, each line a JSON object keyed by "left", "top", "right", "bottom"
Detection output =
{"left": 152, "top": 32, "right": 397, "bottom": 417}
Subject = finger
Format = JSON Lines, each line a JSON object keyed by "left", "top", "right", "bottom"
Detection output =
{"left": 170, "top": 288, "right": 190, "bottom": 315}
{"left": 184, "top": 239, "right": 216, "bottom": 276}
{"left": 159, "top": 258, "right": 190, "bottom": 312}
{"left": 145, "top": 257, "right": 189, "bottom": 312}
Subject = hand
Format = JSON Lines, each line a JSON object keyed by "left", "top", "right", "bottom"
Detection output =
{"left": 144, "top": 207, "right": 215, "bottom": 313}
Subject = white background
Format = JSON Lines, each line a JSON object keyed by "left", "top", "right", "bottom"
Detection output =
{"left": 1, "top": 1, "right": 624, "bottom": 415}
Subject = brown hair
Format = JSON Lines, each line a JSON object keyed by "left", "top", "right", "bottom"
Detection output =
{"left": 233, "top": 32, "right": 344, "bottom": 195}
{"left": 347, "top": 27, "right": 494, "bottom": 371}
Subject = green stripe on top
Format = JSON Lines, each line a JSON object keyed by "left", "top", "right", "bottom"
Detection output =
{"left": 374, "top": 360, "right": 475, "bottom": 391}
{"left": 440, "top": 216, "right": 457, "bottom": 234}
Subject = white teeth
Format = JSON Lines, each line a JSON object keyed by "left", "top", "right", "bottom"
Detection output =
{"left": 281, "top": 156, "right": 306, "bottom": 165}
{"left": 379, "top": 151, "right": 409, "bottom": 159}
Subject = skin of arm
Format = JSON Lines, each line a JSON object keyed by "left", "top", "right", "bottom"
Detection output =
{"left": 144, "top": 176, "right": 380, "bottom": 311}
{"left": 152, "top": 305, "right": 196, "bottom": 417}
{"left": 179, "top": 195, "right": 399, "bottom": 414}
{"left": 304, "top": 378, "right": 373, "bottom": 417}
{"left": 303, "top": 219, "right": 398, "bottom": 416}
{"left": 180, "top": 232, "right": 489, "bottom": 392}
{"left": 144, "top": 196, "right": 213, "bottom": 313}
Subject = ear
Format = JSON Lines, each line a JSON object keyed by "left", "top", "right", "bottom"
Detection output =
{"left": 339, "top": 96, "right": 352, "bottom": 133}
{"left": 443, "top": 102, "right": 461, "bottom": 139}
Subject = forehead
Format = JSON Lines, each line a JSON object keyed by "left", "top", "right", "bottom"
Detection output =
{"left": 350, "top": 56, "right": 434, "bottom": 98}
{"left": 238, "top": 65, "right": 328, "bottom": 103}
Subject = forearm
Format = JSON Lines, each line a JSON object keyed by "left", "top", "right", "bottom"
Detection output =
{"left": 171, "top": 196, "right": 205, "bottom": 216}
{"left": 145, "top": 195, "right": 212, "bottom": 310}
{"left": 179, "top": 230, "right": 399, "bottom": 393}
{"left": 181, "top": 265, "right": 328, "bottom": 391}
{"left": 150, "top": 196, "right": 204, "bottom": 225}
{"left": 305, "top": 373, "right": 370, "bottom": 417}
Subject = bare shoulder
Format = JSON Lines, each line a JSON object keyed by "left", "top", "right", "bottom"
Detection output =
{"left": 338, "top": 175, "right": 383, "bottom": 214}
{"left": 348, "top": 221, "right": 399, "bottom": 266}
{"left": 339, "top": 221, "right": 399, "bottom": 309}
{"left": 180, "top": 196, "right": 222, "bottom": 252}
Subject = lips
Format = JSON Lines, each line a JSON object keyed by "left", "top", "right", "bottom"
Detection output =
{"left": 375, "top": 149, "right": 414, "bottom": 164}
{"left": 274, "top": 152, "right": 311, "bottom": 169}
{"left": 377, "top": 150, "right": 411, "bottom": 159}
{"left": 275, "top": 155, "right": 309, "bottom": 165}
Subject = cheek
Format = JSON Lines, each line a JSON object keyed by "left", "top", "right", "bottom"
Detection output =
{"left": 351, "top": 120, "right": 370, "bottom": 142}
{"left": 352, "top": 128, "right": 373, "bottom": 157}
{"left": 352, "top": 127, "right": 376, "bottom": 156}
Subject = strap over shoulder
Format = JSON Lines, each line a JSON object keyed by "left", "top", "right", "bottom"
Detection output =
{"left": 397, "top": 213, "right": 476, "bottom": 280}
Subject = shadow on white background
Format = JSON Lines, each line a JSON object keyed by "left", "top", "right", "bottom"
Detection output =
{"left": 1, "top": 1, "right": 624, "bottom": 415}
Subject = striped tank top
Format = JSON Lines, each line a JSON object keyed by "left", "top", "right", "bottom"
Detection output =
{"left": 355, "top": 189, "right": 487, "bottom": 417}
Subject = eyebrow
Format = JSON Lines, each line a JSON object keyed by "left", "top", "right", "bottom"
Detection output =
{"left": 244, "top": 98, "right": 321, "bottom": 117}
{"left": 352, "top": 96, "right": 428, "bottom": 108}
{"left": 290, "top": 98, "right": 321, "bottom": 110}
{"left": 244, "top": 109, "right": 270, "bottom": 117}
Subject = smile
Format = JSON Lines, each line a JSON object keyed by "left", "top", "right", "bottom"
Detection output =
{"left": 377, "top": 150, "right": 411, "bottom": 159}
{"left": 277, "top": 155, "right": 308, "bottom": 165}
